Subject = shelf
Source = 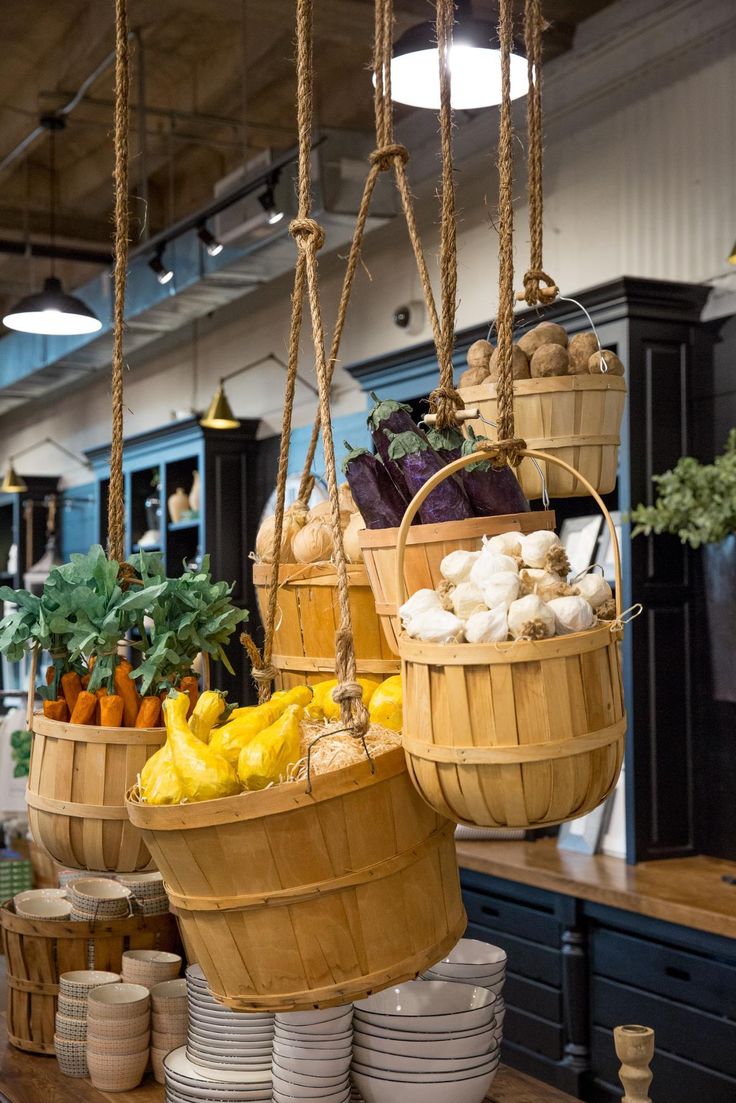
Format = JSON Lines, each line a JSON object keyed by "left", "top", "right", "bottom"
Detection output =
{"left": 168, "top": 519, "right": 200, "bottom": 532}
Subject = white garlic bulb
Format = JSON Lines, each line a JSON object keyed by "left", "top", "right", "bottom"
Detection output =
{"left": 407, "top": 608, "right": 465, "bottom": 644}
{"left": 519, "top": 530, "right": 563, "bottom": 569}
{"left": 547, "top": 595, "right": 595, "bottom": 635}
{"left": 507, "top": 594, "right": 555, "bottom": 640}
{"left": 440, "top": 549, "right": 480, "bottom": 586}
{"left": 465, "top": 607, "right": 509, "bottom": 644}
{"left": 450, "top": 582, "right": 486, "bottom": 620}
{"left": 483, "top": 531, "right": 522, "bottom": 558}
{"left": 470, "top": 552, "right": 519, "bottom": 590}
{"left": 399, "top": 589, "right": 442, "bottom": 627}
{"left": 482, "top": 571, "right": 520, "bottom": 610}
{"left": 519, "top": 568, "right": 571, "bottom": 603}
{"left": 574, "top": 573, "right": 613, "bottom": 610}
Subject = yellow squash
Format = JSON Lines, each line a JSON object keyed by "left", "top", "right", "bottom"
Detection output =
{"left": 188, "top": 689, "right": 227, "bottom": 743}
{"left": 209, "top": 700, "right": 284, "bottom": 767}
{"left": 368, "top": 674, "right": 403, "bottom": 732}
{"left": 139, "top": 742, "right": 185, "bottom": 805}
{"left": 237, "top": 704, "right": 304, "bottom": 791}
{"left": 165, "top": 691, "right": 240, "bottom": 803}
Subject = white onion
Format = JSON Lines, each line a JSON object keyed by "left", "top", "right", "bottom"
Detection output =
{"left": 574, "top": 573, "right": 613, "bottom": 610}
{"left": 399, "top": 589, "right": 442, "bottom": 627}
{"left": 470, "top": 553, "right": 519, "bottom": 590}
{"left": 464, "top": 607, "right": 509, "bottom": 644}
{"left": 440, "top": 549, "right": 480, "bottom": 585}
{"left": 450, "top": 582, "right": 486, "bottom": 621}
{"left": 547, "top": 595, "right": 595, "bottom": 635}
{"left": 518, "top": 530, "right": 563, "bottom": 569}
{"left": 507, "top": 594, "right": 555, "bottom": 639}
{"left": 482, "top": 571, "right": 520, "bottom": 610}
{"left": 483, "top": 531, "right": 522, "bottom": 558}
{"left": 406, "top": 609, "right": 465, "bottom": 644}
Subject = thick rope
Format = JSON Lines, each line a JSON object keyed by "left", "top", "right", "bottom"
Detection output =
{"left": 296, "top": 0, "right": 445, "bottom": 497}
{"left": 428, "top": 0, "right": 463, "bottom": 431}
{"left": 494, "top": 0, "right": 520, "bottom": 464}
{"left": 109, "top": 0, "right": 130, "bottom": 564}
{"left": 516, "top": 0, "right": 558, "bottom": 307}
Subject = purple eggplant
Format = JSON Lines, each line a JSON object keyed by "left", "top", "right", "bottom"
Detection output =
{"left": 460, "top": 426, "right": 530, "bottom": 516}
{"left": 426, "top": 424, "right": 465, "bottom": 464}
{"left": 341, "top": 442, "right": 409, "bottom": 529}
{"left": 387, "top": 431, "right": 473, "bottom": 524}
{"left": 367, "top": 392, "right": 429, "bottom": 492}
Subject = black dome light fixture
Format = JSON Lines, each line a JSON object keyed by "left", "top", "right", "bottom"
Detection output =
{"left": 387, "top": 0, "right": 529, "bottom": 111}
{"left": 3, "top": 116, "right": 103, "bottom": 336}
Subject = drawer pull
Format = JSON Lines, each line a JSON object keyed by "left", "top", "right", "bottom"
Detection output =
{"left": 665, "top": 965, "right": 690, "bottom": 982}
{"left": 482, "top": 905, "right": 500, "bottom": 918}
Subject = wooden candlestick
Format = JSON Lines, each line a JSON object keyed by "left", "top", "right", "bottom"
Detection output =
{"left": 614, "top": 1024, "right": 655, "bottom": 1102}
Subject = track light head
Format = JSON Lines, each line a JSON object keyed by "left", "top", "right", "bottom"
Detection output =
{"left": 149, "top": 250, "right": 174, "bottom": 285}
{"left": 258, "top": 184, "right": 284, "bottom": 226}
{"left": 197, "top": 224, "right": 223, "bottom": 257}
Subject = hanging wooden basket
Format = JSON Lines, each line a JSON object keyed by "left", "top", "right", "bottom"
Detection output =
{"left": 360, "top": 510, "right": 557, "bottom": 655}
{"left": 396, "top": 450, "right": 626, "bottom": 829}
{"left": 126, "top": 746, "right": 465, "bottom": 1012}
{"left": 1, "top": 901, "right": 179, "bottom": 1054}
{"left": 458, "top": 375, "right": 627, "bottom": 499}
{"left": 24, "top": 651, "right": 166, "bottom": 873}
{"left": 252, "top": 561, "right": 398, "bottom": 687}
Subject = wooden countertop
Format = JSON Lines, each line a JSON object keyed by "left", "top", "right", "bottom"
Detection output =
{"left": 0, "top": 1014, "right": 577, "bottom": 1103}
{"left": 457, "top": 836, "right": 736, "bottom": 940}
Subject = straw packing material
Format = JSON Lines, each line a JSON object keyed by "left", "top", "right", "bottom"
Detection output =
{"left": 87, "top": 982, "right": 150, "bottom": 1021}
{"left": 122, "top": 948, "right": 181, "bottom": 988}
{"left": 87, "top": 1048, "right": 149, "bottom": 1092}
{"left": 54, "top": 1014, "right": 88, "bottom": 1042}
{"left": 86, "top": 1028, "right": 150, "bottom": 1057}
{"left": 54, "top": 1035, "right": 88, "bottom": 1078}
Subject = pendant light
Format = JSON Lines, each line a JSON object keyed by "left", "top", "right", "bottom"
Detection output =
{"left": 2, "top": 116, "right": 102, "bottom": 337}
{"left": 200, "top": 381, "right": 240, "bottom": 430}
{"left": 387, "top": 0, "right": 528, "bottom": 111}
{"left": 0, "top": 437, "right": 92, "bottom": 496}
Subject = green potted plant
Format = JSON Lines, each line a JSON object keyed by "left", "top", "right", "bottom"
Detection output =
{"left": 631, "top": 429, "right": 736, "bottom": 701}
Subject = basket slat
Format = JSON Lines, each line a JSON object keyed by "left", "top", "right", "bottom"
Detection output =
{"left": 252, "top": 562, "right": 398, "bottom": 688}
{"left": 27, "top": 715, "right": 165, "bottom": 873}
{"left": 459, "top": 375, "right": 626, "bottom": 498}
{"left": 126, "top": 747, "right": 465, "bottom": 1012}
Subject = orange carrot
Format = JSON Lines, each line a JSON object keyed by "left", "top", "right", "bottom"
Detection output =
{"left": 43, "top": 698, "right": 69, "bottom": 723}
{"left": 81, "top": 673, "right": 91, "bottom": 690}
{"left": 70, "top": 690, "right": 97, "bottom": 725}
{"left": 95, "top": 687, "right": 108, "bottom": 725}
{"left": 99, "top": 692, "right": 124, "bottom": 728}
{"left": 45, "top": 666, "right": 54, "bottom": 685}
{"left": 114, "top": 659, "right": 141, "bottom": 728}
{"left": 60, "top": 672, "right": 83, "bottom": 716}
{"left": 179, "top": 675, "right": 199, "bottom": 719}
{"left": 135, "top": 696, "right": 161, "bottom": 729}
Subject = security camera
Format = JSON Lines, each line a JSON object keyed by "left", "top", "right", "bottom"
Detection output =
{"left": 393, "top": 300, "right": 425, "bottom": 336}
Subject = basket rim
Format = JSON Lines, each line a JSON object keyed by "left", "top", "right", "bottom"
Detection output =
{"left": 359, "top": 509, "right": 556, "bottom": 549}
{"left": 398, "top": 620, "right": 621, "bottom": 665}
{"left": 252, "top": 561, "right": 369, "bottom": 584}
{"left": 0, "top": 898, "right": 174, "bottom": 936}
{"left": 31, "top": 712, "right": 165, "bottom": 740}
{"left": 459, "top": 374, "right": 627, "bottom": 398}
{"left": 126, "top": 743, "right": 407, "bottom": 829}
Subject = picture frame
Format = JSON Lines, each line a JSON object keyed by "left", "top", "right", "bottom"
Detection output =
{"left": 559, "top": 514, "right": 603, "bottom": 579}
{"left": 595, "top": 511, "right": 623, "bottom": 583}
{"left": 557, "top": 798, "right": 612, "bottom": 856}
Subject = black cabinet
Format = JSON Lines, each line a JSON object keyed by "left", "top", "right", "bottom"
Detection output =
{"left": 461, "top": 869, "right": 736, "bottom": 1102}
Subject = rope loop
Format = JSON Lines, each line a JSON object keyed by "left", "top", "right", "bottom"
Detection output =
{"left": 428, "top": 384, "right": 465, "bottom": 430}
{"left": 516, "top": 268, "right": 559, "bottom": 306}
{"left": 473, "top": 435, "right": 527, "bottom": 469}
{"left": 369, "top": 143, "right": 409, "bottom": 171}
{"left": 289, "top": 217, "right": 326, "bottom": 252}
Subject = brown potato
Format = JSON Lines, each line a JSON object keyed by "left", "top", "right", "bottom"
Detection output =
{"left": 588, "top": 349, "right": 625, "bottom": 376}
{"left": 459, "top": 364, "right": 490, "bottom": 388}
{"left": 530, "top": 343, "right": 570, "bottom": 378}
{"left": 568, "top": 331, "right": 600, "bottom": 374}
{"left": 488, "top": 344, "right": 531, "bottom": 380}
{"left": 517, "top": 321, "right": 567, "bottom": 357}
{"left": 466, "top": 339, "right": 493, "bottom": 372}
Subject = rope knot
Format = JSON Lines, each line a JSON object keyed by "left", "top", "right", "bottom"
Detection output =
{"left": 515, "top": 269, "right": 559, "bottom": 307}
{"left": 474, "top": 435, "right": 527, "bottom": 469}
{"left": 116, "top": 561, "right": 143, "bottom": 591}
{"left": 369, "top": 143, "right": 409, "bottom": 171}
{"left": 289, "top": 217, "right": 326, "bottom": 253}
{"left": 332, "top": 681, "right": 363, "bottom": 705}
{"left": 428, "top": 384, "right": 465, "bottom": 430}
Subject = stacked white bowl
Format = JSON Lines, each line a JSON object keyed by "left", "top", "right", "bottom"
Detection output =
{"left": 151, "top": 977, "right": 188, "bottom": 1084}
{"left": 272, "top": 1005, "right": 354, "bottom": 1103}
{"left": 422, "top": 938, "right": 507, "bottom": 1047}
{"left": 117, "top": 870, "right": 170, "bottom": 916}
{"left": 352, "top": 980, "right": 499, "bottom": 1103}
{"left": 164, "top": 1047, "right": 272, "bottom": 1103}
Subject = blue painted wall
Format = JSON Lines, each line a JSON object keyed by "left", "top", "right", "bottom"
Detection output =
{"left": 60, "top": 483, "right": 97, "bottom": 559}
{"left": 288, "top": 411, "right": 371, "bottom": 482}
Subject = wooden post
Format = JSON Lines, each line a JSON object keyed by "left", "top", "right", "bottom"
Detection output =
{"left": 614, "top": 1024, "right": 654, "bottom": 1102}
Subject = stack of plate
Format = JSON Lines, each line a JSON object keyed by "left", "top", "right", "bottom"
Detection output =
{"left": 185, "top": 964, "right": 274, "bottom": 1072}
{"left": 67, "top": 877, "right": 132, "bottom": 921}
{"left": 352, "top": 981, "right": 499, "bottom": 1103}
{"left": 422, "top": 938, "right": 507, "bottom": 1046}
{"left": 273, "top": 1005, "right": 354, "bottom": 1103}
{"left": 117, "top": 871, "right": 170, "bottom": 916}
{"left": 151, "top": 978, "right": 188, "bottom": 1084}
{"left": 164, "top": 1047, "right": 272, "bottom": 1103}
